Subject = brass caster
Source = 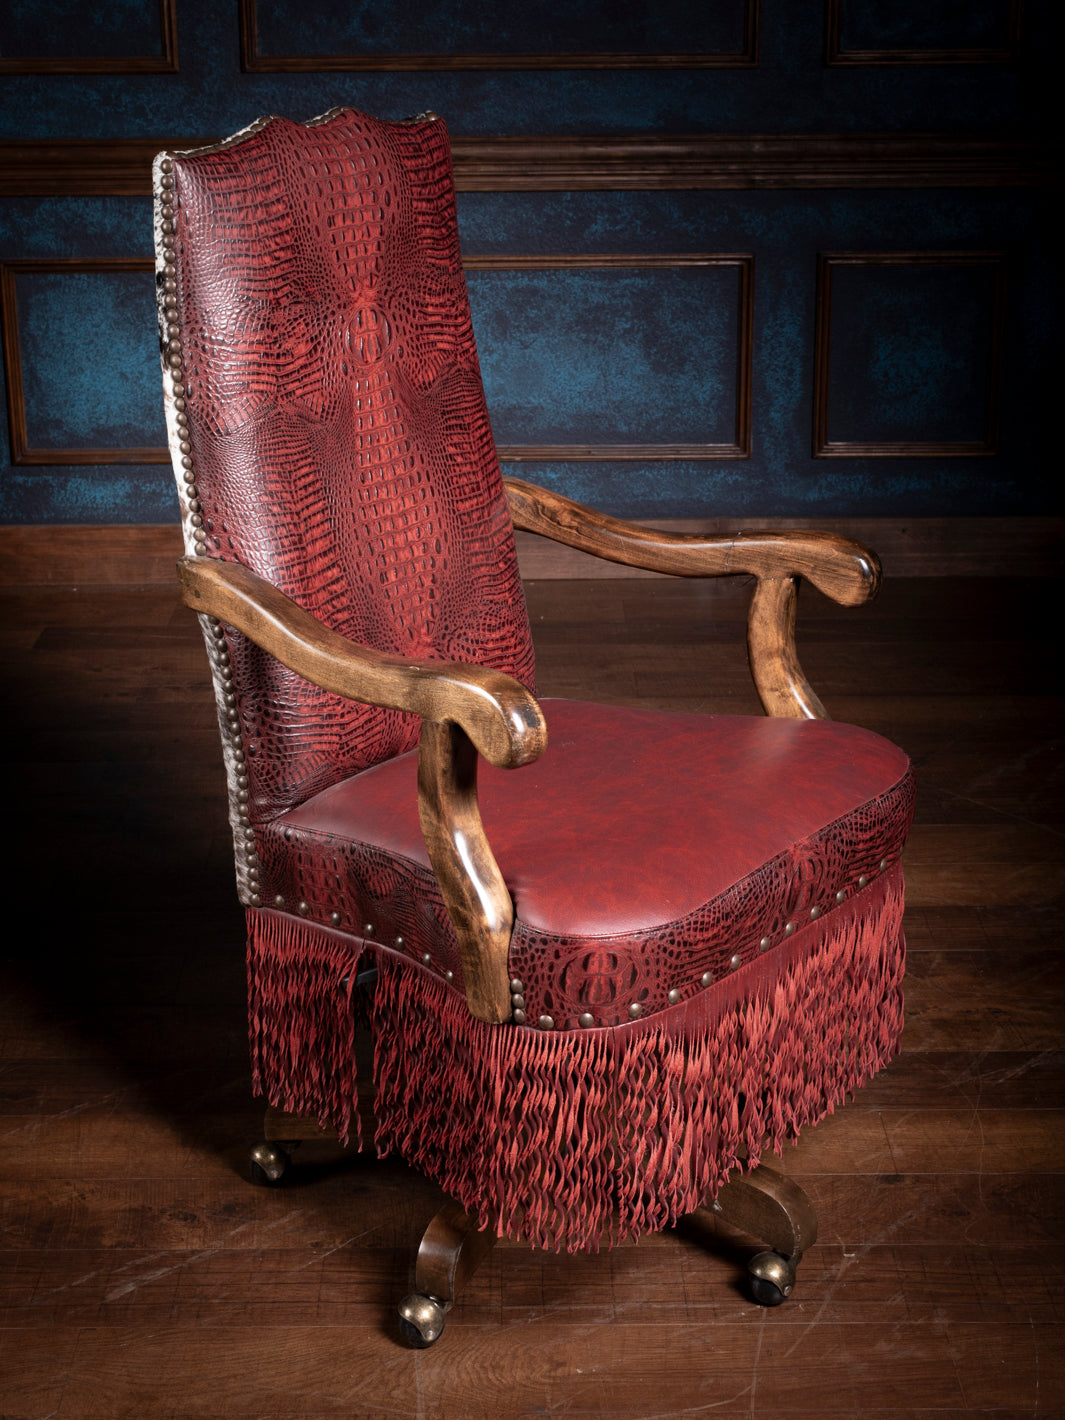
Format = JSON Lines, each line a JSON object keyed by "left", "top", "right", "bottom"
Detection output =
{"left": 248, "top": 1140, "right": 291, "bottom": 1186}
{"left": 398, "top": 1292, "right": 447, "bottom": 1348}
{"left": 748, "top": 1250, "right": 798, "bottom": 1307}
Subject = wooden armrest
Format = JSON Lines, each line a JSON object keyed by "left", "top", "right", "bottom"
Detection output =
{"left": 179, "top": 555, "right": 547, "bottom": 1023}
{"left": 178, "top": 556, "right": 545, "bottom": 769}
{"left": 505, "top": 477, "right": 880, "bottom": 606}
{"left": 506, "top": 477, "right": 883, "bottom": 721}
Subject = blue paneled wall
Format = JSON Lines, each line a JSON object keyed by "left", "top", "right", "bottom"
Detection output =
{"left": 0, "top": 0, "right": 1056, "bottom": 523}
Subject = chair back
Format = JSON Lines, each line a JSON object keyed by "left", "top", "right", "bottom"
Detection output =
{"left": 156, "top": 108, "right": 535, "bottom": 823}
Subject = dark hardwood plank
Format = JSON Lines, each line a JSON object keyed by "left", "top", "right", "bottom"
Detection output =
{"left": 1, "top": 572, "right": 1063, "bottom": 1415}
{"left": 3, "top": 1319, "right": 1058, "bottom": 1416}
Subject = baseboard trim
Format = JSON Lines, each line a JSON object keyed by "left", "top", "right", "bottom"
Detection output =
{"left": 1, "top": 517, "right": 1060, "bottom": 586}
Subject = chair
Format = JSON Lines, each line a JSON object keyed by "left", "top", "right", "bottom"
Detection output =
{"left": 153, "top": 107, "right": 914, "bottom": 1346}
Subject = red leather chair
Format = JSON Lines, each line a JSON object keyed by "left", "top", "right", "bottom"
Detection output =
{"left": 154, "top": 107, "right": 914, "bottom": 1346}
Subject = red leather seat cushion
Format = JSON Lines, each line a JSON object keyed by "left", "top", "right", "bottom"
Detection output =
{"left": 260, "top": 699, "right": 914, "bottom": 1028}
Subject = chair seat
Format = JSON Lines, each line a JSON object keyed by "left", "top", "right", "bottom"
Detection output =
{"left": 258, "top": 698, "right": 914, "bottom": 1030}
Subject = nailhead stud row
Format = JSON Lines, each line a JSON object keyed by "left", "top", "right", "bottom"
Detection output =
{"left": 157, "top": 161, "right": 205, "bottom": 560}
{"left": 203, "top": 615, "right": 260, "bottom": 904}
{"left": 160, "top": 158, "right": 261, "bottom": 904}
{"left": 522, "top": 856, "right": 894, "bottom": 1031}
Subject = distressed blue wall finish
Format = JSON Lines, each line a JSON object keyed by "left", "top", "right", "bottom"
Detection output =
{"left": 0, "top": 187, "right": 1055, "bottom": 521}
{"left": 0, "top": 0, "right": 1057, "bottom": 524}
{"left": 468, "top": 265, "right": 742, "bottom": 446}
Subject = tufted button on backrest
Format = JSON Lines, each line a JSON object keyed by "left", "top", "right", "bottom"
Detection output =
{"left": 163, "top": 109, "right": 535, "bottom": 821}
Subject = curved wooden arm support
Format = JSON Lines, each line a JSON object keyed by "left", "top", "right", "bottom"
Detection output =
{"left": 178, "top": 557, "right": 547, "bottom": 770}
{"left": 179, "top": 555, "right": 548, "bottom": 1025}
{"left": 747, "top": 576, "right": 827, "bottom": 720}
{"left": 505, "top": 478, "right": 880, "bottom": 606}
{"left": 418, "top": 722, "right": 514, "bottom": 1023}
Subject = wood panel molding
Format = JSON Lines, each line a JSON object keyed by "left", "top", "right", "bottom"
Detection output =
{"left": 0, "top": 0, "right": 178, "bottom": 74}
{"left": 813, "top": 251, "right": 1007, "bottom": 459}
{"left": 2, "top": 518, "right": 1060, "bottom": 585}
{"left": 0, "top": 258, "right": 166, "bottom": 466}
{"left": 1, "top": 253, "right": 749, "bottom": 468}
{"left": 0, "top": 133, "right": 1056, "bottom": 197}
{"left": 238, "top": 0, "right": 758, "bottom": 70}
{"left": 467, "top": 254, "right": 752, "bottom": 461}
{"left": 825, "top": 0, "right": 1024, "bottom": 66}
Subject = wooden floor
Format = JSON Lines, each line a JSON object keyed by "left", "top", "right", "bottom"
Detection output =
{"left": 2, "top": 571, "right": 1063, "bottom": 1418}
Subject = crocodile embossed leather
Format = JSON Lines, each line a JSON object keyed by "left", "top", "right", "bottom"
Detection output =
{"left": 156, "top": 107, "right": 915, "bottom": 1252}
{"left": 166, "top": 109, "right": 534, "bottom": 824}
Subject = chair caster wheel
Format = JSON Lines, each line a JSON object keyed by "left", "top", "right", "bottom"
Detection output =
{"left": 748, "top": 1251, "right": 797, "bottom": 1307}
{"left": 248, "top": 1141, "right": 291, "bottom": 1186}
{"left": 398, "top": 1293, "right": 447, "bottom": 1348}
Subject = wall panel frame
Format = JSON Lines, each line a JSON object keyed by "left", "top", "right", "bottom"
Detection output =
{"left": 0, "top": 0, "right": 178, "bottom": 74}
{"left": 813, "top": 251, "right": 1007, "bottom": 458}
{"left": 824, "top": 0, "right": 1023, "bottom": 66}
{"left": 1, "top": 258, "right": 166, "bottom": 465}
{"left": 239, "top": 0, "right": 758, "bottom": 70}
{"left": 466, "top": 254, "right": 753, "bottom": 460}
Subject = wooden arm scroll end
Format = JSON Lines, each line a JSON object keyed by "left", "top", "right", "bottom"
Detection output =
{"left": 733, "top": 531, "right": 881, "bottom": 607}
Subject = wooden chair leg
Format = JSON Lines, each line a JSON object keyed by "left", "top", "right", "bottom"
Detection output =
{"left": 686, "top": 1163, "right": 819, "bottom": 1307}
{"left": 398, "top": 1200, "right": 498, "bottom": 1348}
{"left": 248, "top": 1097, "right": 377, "bottom": 1186}
{"left": 710, "top": 1163, "right": 818, "bottom": 1258}
{"left": 246, "top": 1105, "right": 334, "bottom": 1186}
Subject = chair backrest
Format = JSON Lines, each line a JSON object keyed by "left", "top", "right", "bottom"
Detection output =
{"left": 156, "top": 108, "right": 536, "bottom": 825}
